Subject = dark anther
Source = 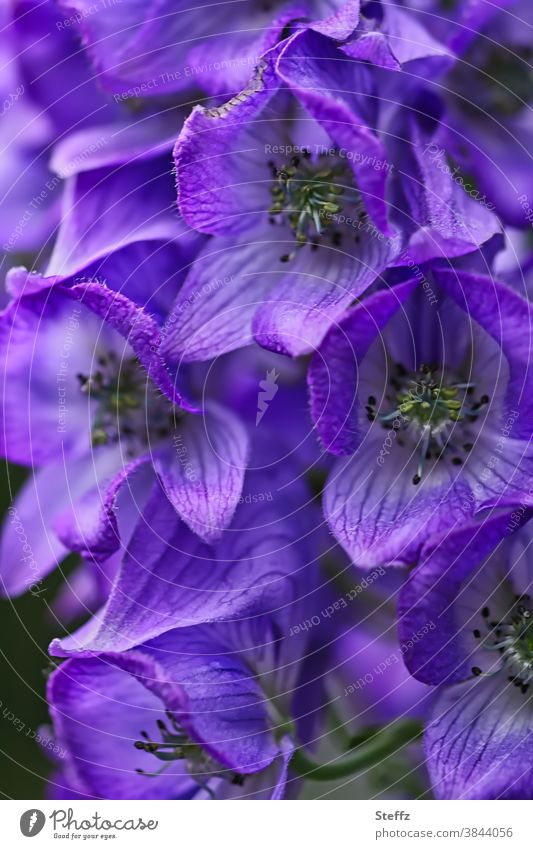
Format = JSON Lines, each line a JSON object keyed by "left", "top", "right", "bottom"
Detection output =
{"left": 471, "top": 666, "right": 482, "bottom": 676}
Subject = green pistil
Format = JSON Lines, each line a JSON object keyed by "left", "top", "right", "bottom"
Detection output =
{"left": 370, "top": 363, "right": 488, "bottom": 485}
{"left": 396, "top": 374, "right": 465, "bottom": 427}
{"left": 269, "top": 154, "right": 346, "bottom": 256}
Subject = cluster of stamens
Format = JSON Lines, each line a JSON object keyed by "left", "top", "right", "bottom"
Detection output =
{"left": 367, "top": 363, "right": 490, "bottom": 485}
{"left": 134, "top": 711, "right": 245, "bottom": 796}
{"left": 78, "top": 352, "right": 181, "bottom": 454}
{"left": 267, "top": 151, "right": 365, "bottom": 261}
{"left": 471, "top": 597, "right": 533, "bottom": 694}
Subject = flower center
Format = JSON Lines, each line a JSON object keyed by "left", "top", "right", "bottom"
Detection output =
{"left": 267, "top": 151, "right": 365, "bottom": 261}
{"left": 367, "top": 363, "right": 489, "bottom": 484}
{"left": 134, "top": 712, "right": 245, "bottom": 796}
{"left": 472, "top": 597, "right": 533, "bottom": 693}
{"left": 77, "top": 352, "right": 182, "bottom": 453}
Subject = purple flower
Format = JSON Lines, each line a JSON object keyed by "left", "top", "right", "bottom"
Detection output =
{"left": 398, "top": 512, "right": 533, "bottom": 799}
{"left": 166, "top": 50, "right": 398, "bottom": 360}
{"left": 56, "top": 0, "right": 360, "bottom": 99}
{"left": 166, "top": 32, "right": 501, "bottom": 362}
{"left": 308, "top": 267, "right": 533, "bottom": 567}
{"left": 276, "top": 28, "right": 501, "bottom": 258}
{"left": 46, "top": 614, "right": 310, "bottom": 799}
{"left": 0, "top": 277, "right": 249, "bottom": 596}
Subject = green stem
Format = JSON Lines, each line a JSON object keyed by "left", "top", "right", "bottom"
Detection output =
{"left": 290, "top": 720, "right": 423, "bottom": 782}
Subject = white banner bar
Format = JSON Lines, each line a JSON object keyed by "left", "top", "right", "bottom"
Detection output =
{"left": 3, "top": 800, "right": 531, "bottom": 848}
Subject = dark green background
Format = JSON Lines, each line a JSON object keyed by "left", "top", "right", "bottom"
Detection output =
{"left": 0, "top": 463, "right": 68, "bottom": 799}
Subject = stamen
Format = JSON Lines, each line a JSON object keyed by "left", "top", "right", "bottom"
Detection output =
{"left": 79, "top": 353, "right": 182, "bottom": 448}
{"left": 373, "top": 364, "right": 488, "bottom": 484}
{"left": 268, "top": 152, "right": 362, "bottom": 259}
{"left": 133, "top": 715, "right": 246, "bottom": 790}
{"left": 478, "top": 598, "right": 533, "bottom": 690}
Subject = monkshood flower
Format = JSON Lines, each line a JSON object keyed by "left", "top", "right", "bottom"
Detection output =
{"left": 274, "top": 27, "right": 501, "bottom": 259}
{"left": 57, "top": 0, "right": 360, "bottom": 99}
{"left": 0, "top": 275, "right": 249, "bottom": 597}
{"left": 46, "top": 614, "right": 310, "bottom": 799}
{"left": 47, "top": 461, "right": 320, "bottom": 655}
{"left": 398, "top": 512, "right": 533, "bottom": 799}
{"left": 166, "top": 34, "right": 500, "bottom": 362}
{"left": 167, "top": 53, "right": 399, "bottom": 361}
{"left": 308, "top": 266, "right": 533, "bottom": 567}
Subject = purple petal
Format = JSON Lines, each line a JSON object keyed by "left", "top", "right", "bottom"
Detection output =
{"left": 324, "top": 441, "right": 472, "bottom": 568}
{"left": 174, "top": 56, "right": 280, "bottom": 236}
{"left": 0, "top": 450, "right": 120, "bottom": 597}
{"left": 310, "top": 0, "right": 360, "bottom": 40}
{"left": 308, "top": 279, "right": 418, "bottom": 454}
{"left": 426, "top": 675, "right": 533, "bottom": 799}
{"left": 111, "top": 629, "right": 279, "bottom": 774}
{"left": 50, "top": 475, "right": 309, "bottom": 654}
{"left": 155, "top": 403, "right": 249, "bottom": 542}
{"left": 47, "top": 656, "right": 190, "bottom": 799}
{"left": 53, "top": 455, "right": 153, "bottom": 563}
{"left": 46, "top": 157, "right": 181, "bottom": 279}
{"left": 435, "top": 269, "right": 533, "bottom": 438}
{"left": 252, "top": 227, "right": 398, "bottom": 356}
{"left": 65, "top": 281, "right": 195, "bottom": 410}
{"left": 398, "top": 513, "right": 519, "bottom": 685}
{"left": 161, "top": 235, "right": 285, "bottom": 363}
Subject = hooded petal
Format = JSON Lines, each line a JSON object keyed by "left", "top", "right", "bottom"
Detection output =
{"left": 388, "top": 91, "right": 501, "bottom": 262}
{"left": 111, "top": 628, "right": 280, "bottom": 775}
{"left": 434, "top": 269, "right": 533, "bottom": 438}
{"left": 342, "top": 4, "right": 451, "bottom": 70}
